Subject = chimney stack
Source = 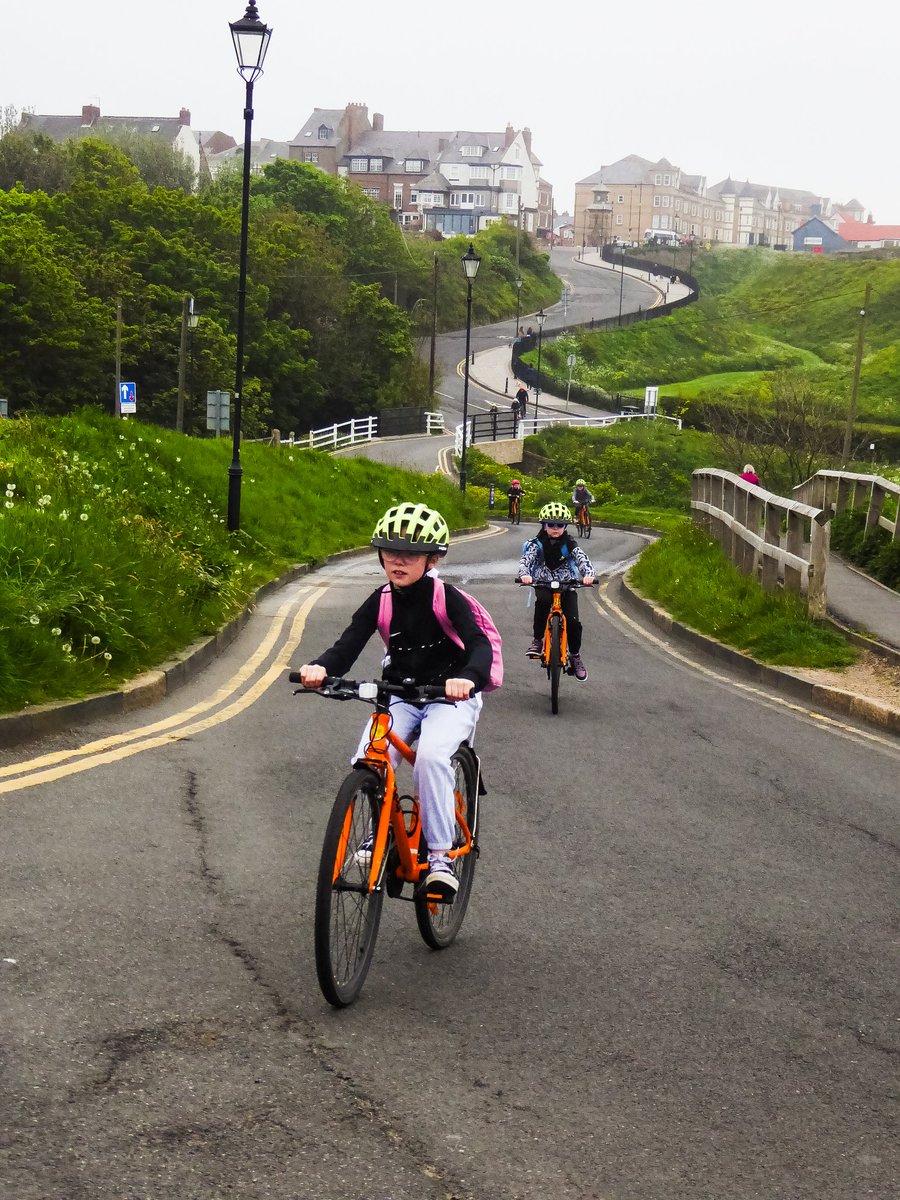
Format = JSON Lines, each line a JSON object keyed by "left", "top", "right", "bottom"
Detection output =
{"left": 179, "top": 107, "right": 191, "bottom": 126}
{"left": 372, "top": 112, "right": 384, "bottom": 132}
{"left": 522, "top": 127, "right": 532, "bottom": 155}
{"left": 81, "top": 104, "right": 100, "bottom": 125}
{"left": 505, "top": 123, "right": 515, "bottom": 147}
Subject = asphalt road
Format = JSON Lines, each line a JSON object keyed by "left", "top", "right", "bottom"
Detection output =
{"left": 434, "top": 248, "right": 656, "bottom": 427}
{"left": 2, "top": 526, "right": 899, "bottom": 1199}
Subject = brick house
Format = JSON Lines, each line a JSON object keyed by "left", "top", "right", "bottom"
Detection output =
{"left": 290, "top": 103, "right": 549, "bottom": 237}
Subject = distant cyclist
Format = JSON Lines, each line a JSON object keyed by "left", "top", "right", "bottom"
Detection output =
{"left": 571, "top": 479, "right": 595, "bottom": 526}
{"left": 516, "top": 502, "right": 595, "bottom": 681}
{"left": 507, "top": 478, "right": 524, "bottom": 520}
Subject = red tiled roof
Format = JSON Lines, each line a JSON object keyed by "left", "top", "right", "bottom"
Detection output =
{"left": 836, "top": 218, "right": 900, "bottom": 240}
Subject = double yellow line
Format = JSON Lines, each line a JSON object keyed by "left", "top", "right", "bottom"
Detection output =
{"left": 0, "top": 587, "right": 326, "bottom": 795}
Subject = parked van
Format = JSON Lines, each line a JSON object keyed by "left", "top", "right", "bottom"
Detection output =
{"left": 644, "top": 229, "right": 681, "bottom": 246}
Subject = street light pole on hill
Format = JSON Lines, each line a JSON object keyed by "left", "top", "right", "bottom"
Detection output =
{"left": 227, "top": 1, "right": 272, "bottom": 532}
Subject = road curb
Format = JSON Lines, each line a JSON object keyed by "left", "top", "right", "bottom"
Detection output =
{"left": 0, "top": 526, "right": 492, "bottom": 751}
{"left": 618, "top": 574, "right": 900, "bottom": 737}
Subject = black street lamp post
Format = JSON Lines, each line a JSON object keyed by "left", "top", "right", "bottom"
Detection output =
{"left": 227, "top": 1, "right": 272, "bottom": 532}
{"left": 534, "top": 308, "right": 545, "bottom": 425}
{"left": 618, "top": 250, "right": 626, "bottom": 326}
{"left": 513, "top": 274, "right": 523, "bottom": 336}
{"left": 459, "top": 242, "right": 481, "bottom": 493}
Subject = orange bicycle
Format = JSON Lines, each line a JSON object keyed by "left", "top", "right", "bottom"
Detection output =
{"left": 509, "top": 494, "right": 522, "bottom": 525}
{"left": 290, "top": 673, "right": 481, "bottom": 1007}
{"left": 575, "top": 503, "right": 592, "bottom": 538}
{"left": 522, "top": 580, "right": 594, "bottom": 714}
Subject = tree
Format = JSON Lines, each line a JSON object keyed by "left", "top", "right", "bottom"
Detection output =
{"left": 88, "top": 127, "right": 197, "bottom": 192}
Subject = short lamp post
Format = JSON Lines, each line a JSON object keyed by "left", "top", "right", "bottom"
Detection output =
{"left": 534, "top": 308, "right": 545, "bottom": 425}
{"left": 227, "top": 0, "right": 272, "bottom": 532}
{"left": 459, "top": 242, "right": 481, "bottom": 492}
{"left": 514, "top": 275, "right": 523, "bottom": 335}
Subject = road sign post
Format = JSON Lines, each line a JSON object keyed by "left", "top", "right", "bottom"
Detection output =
{"left": 644, "top": 385, "right": 659, "bottom": 415}
{"left": 119, "top": 382, "right": 137, "bottom": 416}
{"left": 566, "top": 353, "right": 576, "bottom": 410}
{"left": 206, "top": 390, "right": 231, "bottom": 436}
{"left": 0, "top": 399, "right": 8, "bottom": 418}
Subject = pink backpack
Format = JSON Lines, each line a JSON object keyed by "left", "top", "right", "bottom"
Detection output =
{"left": 376, "top": 577, "right": 503, "bottom": 692}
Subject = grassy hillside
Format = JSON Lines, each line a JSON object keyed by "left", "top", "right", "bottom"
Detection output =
{"left": 0, "top": 410, "right": 483, "bottom": 712}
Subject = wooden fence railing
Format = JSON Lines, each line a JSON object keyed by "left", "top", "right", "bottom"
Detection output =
{"left": 793, "top": 470, "right": 900, "bottom": 543}
{"left": 692, "top": 469, "right": 830, "bottom": 617}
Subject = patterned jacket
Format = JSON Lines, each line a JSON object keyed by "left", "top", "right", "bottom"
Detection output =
{"left": 517, "top": 531, "right": 594, "bottom": 584}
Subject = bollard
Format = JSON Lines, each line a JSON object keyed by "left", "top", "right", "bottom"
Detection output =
{"left": 488, "top": 485, "right": 495, "bottom": 510}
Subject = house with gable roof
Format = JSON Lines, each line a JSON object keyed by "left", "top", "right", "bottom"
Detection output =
{"left": 289, "top": 103, "right": 548, "bottom": 237}
{"left": 18, "top": 104, "right": 202, "bottom": 183}
{"left": 708, "top": 178, "right": 832, "bottom": 247}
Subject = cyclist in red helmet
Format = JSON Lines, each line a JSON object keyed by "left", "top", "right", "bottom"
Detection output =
{"left": 506, "top": 478, "right": 524, "bottom": 520}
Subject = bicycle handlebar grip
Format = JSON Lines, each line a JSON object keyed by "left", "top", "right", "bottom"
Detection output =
{"left": 288, "top": 671, "right": 303, "bottom": 684}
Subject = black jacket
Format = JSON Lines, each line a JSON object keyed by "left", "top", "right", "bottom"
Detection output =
{"left": 311, "top": 573, "right": 492, "bottom": 691}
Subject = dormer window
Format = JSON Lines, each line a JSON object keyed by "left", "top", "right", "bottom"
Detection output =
{"left": 459, "top": 145, "right": 483, "bottom": 157}
{"left": 405, "top": 158, "right": 424, "bottom": 172}
{"left": 317, "top": 124, "right": 330, "bottom": 140}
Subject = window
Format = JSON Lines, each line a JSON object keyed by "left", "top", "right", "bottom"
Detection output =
{"left": 362, "top": 188, "right": 380, "bottom": 199}
{"left": 663, "top": 174, "right": 671, "bottom": 185}
{"left": 615, "top": 214, "right": 623, "bottom": 225}
{"left": 617, "top": 194, "right": 624, "bottom": 203}
{"left": 460, "top": 145, "right": 483, "bottom": 157}
{"left": 662, "top": 195, "right": 671, "bottom": 207}
{"left": 317, "top": 125, "right": 330, "bottom": 140}
{"left": 394, "top": 189, "right": 403, "bottom": 208}
{"left": 303, "top": 151, "right": 318, "bottom": 163}
{"left": 500, "top": 165, "right": 522, "bottom": 180}
{"left": 410, "top": 191, "right": 418, "bottom": 203}
{"left": 405, "top": 159, "right": 424, "bottom": 172}
{"left": 654, "top": 173, "right": 662, "bottom": 184}
{"left": 653, "top": 195, "right": 661, "bottom": 207}
{"left": 350, "top": 157, "right": 368, "bottom": 172}
{"left": 803, "top": 236, "right": 823, "bottom": 246}
{"left": 470, "top": 165, "right": 489, "bottom": 178}
{"left": 369, "top": 158, "right": 383, "bottom": 173}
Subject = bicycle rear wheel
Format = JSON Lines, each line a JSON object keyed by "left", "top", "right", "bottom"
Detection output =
{"left": 314, "top": 768, "right": 385, "bottom": 1007}
{"left": 584, "top": 509, "right": 592, "bottom": 538}
{"left": 415, "top": 747, "right": 479, "bottom": 949}
{"left": 548, "top": 615, "right": 563, "bottom": 714}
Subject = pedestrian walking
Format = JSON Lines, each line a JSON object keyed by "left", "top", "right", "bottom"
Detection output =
{"left": 515, "top": 385, "right": 528, "bottom": 418}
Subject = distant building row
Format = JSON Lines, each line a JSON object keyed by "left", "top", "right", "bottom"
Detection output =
{"left": 16, "top": 101, "right": 553, "bottom": 241}
{"left": 574, "top": 154, "right": 882, "bottom": 251}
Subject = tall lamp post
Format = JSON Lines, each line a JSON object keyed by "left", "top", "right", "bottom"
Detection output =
{"left": 513, "top": 275, "right": 523, "bottom": 336}
{"left": 617, "top": 250, "right": 626, "bottom": 326}
{"left": 458, "top": 242, "right": 481, "bottom": 493}
{"left": 534, "top": 308, "right": 545, "bottom": 425}
{"left": 227, "top": 1, "right": 272, "bottom": 532}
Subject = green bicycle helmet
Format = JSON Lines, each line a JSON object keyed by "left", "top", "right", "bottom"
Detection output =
{"left": 574, "top": 478, "right": 587, "bottom": 487}
{"left": 371, "top": 502, "right": 450, "bottom": 556}
{"left": 539, "top": 501, "right": 572, "bottom": 523}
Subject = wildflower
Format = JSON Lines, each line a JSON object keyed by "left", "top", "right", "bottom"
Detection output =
{"left": 51, "top": 627, "right": 62, "bottom": 636}
{"left": 90, "top": 636, "right": 101, "bottom": 645}
{"left": 29, "top": 615, "right": 40, "bottom": 625}
{"left": 103, "top": 652, "right": 112, "bottom": 661}
{"left": 60, "top": 510, "right": 68, "bottom": 520}
{"left": 4, "top": 501, "right": 12, "bottom": 509}
{"left": 38, "top": 495, "right": 51, "bottom": 508}
{"left": 6, "top": 482, "right": 16, "bottom": 491}
{"left": 80, "top": 513, "right": 88, "bottom": 521}
{"left": 176, "top": 457, "right": 181, "bottom": 463}
{"left": 62, "top": 642, "right": 71, "bottom": 652}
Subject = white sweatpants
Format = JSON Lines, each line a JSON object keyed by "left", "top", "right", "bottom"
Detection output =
{"left": 352, "top": 694, "right": 482, "bottom": 853}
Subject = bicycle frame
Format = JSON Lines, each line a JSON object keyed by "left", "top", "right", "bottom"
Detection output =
{"left": 340, "top": 691, "right": 475, "bottom": 898}
{"left": 541, "top": 587, "right": 569, "bottom": 667}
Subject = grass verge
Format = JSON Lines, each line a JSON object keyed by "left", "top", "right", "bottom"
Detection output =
{"left": 630, "top": 522, "right": 856, "bottom": 668}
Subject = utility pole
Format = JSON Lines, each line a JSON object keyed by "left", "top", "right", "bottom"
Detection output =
{"left": 841, "top": 282, "right": 871, "bottom": 466}
{"left": 428, "top": 253, "right": 438, "bottom": 394}
{"left": 114, "top": 299, "right": 122, "bottom": 417}
{"left": 176, "top": 294, "right": 190, "bottom": 432}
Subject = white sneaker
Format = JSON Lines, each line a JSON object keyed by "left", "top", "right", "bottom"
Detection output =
{"left": 422, "top": 854, "right": 459, "bottom": 898}
{"left": 354, "top": 833, "right": 374, "bottom": 866}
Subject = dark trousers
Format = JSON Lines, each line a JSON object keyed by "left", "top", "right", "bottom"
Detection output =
{"left": 533, "top": 589, "right": 583, "bottom": 654}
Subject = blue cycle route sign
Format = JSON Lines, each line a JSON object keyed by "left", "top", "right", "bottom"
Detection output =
{"left": 120, "top": 382, "right": 137, "bottom": 414}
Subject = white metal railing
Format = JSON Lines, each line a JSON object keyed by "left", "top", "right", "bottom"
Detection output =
{"left": 793, "top": 470, "right": 900, "bottom": 544}
{"left": 453, "top": 411, "right": 681, "bottom": 457}
{"left": 692, "top": 469, "right": 830, "bottom": 617}
{"left": 425, "top": 411, "right": 445, "bottom": 434}
{"left": 307, "top": 416, "right": 378, "bottom": 451}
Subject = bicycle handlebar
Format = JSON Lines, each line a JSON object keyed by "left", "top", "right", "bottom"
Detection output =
{"left": 516, "top": 579, "right": 597, "bottom": 590}
{"left": 289, "top": 674, "right": 456, "bottom": 705}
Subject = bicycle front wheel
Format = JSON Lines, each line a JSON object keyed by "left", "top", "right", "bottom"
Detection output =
{"left": 314, "top": 768, "right": 385, "bottom": 1007}
{"left": 584, "top": 510, "right": 592, "bottom": 538}
{"left": 548, "top": 615, "right": 563, "bottom": 714}
{"left": 415, "top": 747, "right": 479, "bottom": 950}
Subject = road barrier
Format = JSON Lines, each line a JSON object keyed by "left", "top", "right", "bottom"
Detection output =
{"left": 794, "top": 470, "right": 900, "bottom": 544}
{"left": 692, "top": 469, "right": 830, "bottom": 617}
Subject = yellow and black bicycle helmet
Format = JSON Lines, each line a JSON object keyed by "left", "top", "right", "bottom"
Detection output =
{"left": 539, "top": 502, "right": 572, "bottom": 523}
{"left": 371, "top": 502, "right": 450, "bottom": 556}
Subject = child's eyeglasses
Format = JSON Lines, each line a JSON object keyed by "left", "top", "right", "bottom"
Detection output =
{"left": 544, "top": 522, "right": 567, "bottom": 529}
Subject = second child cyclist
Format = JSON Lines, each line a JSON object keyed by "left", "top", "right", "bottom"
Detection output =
{"left": 517, "top": 502, "right": 595, "bottom": 681}
{"left": 571, "top": 478, "right": 595, "bottom": 525}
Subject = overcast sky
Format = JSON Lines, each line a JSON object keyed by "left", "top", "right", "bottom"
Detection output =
{"left": 6, "top": 0, "right": 897, "bottom": 222}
